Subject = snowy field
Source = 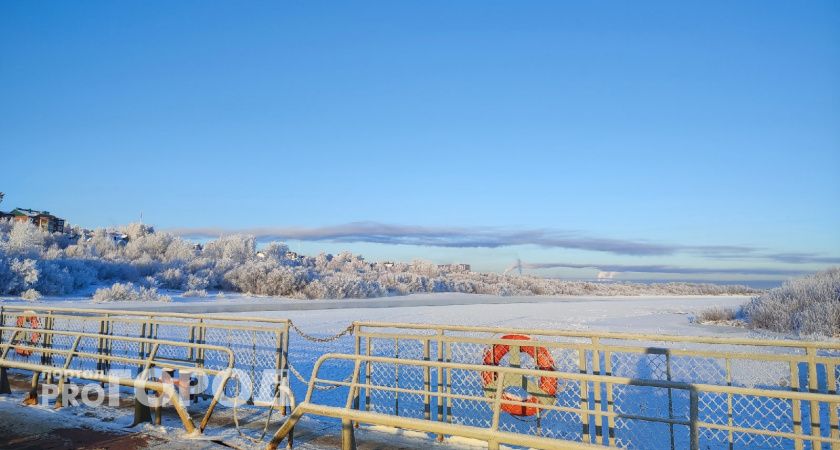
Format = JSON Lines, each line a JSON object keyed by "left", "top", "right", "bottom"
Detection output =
{"left": 213, "top": 293, "right": 755, "bottom": 336}
{"left": 8, "top": 292, "right": 756, "bottom": 337}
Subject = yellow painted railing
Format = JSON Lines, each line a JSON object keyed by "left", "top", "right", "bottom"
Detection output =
{"left": 353, "top": 321, "right": 840, "bottom": 449}
{"left": 0, "top": 305, "right": 290, "bottom": 407}
{"left": 269, "top": 353, "right": 840, "bottom": 450}
{"left": 0, "top": 323, "right": 235, "bottom": 433}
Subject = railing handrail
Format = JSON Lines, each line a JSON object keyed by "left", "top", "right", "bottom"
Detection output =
{"left": 0, "top": 324, "right": 236, "bottom": 361}
{"left": 287, "top": 352, "right": 840, "bottom": 450}
{"left": 3, "top": 310, "right": 283, "bottom": 333}
{"left": 354, "top": 320, "right": 840, "bottom": 350}
{"left": 1, "top": 304, "right": 290, "bottom": 326}
{"left": 354, "top": 329, "right": 840, "bottom": 371}
{"left": 311, "top": 352, "right": 840, "bottom": 404}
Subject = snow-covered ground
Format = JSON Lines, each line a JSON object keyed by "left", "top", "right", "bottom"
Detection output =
{"left": 213, "top": 293, "right": 755, "bottom": 337}
{"left": 8, "top": 292, "right": 756, "bottom": 338}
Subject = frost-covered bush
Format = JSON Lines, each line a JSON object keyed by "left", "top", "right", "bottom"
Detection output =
{"left": 202, "top": 235, "right": 256, "bottom": 263}
{"left": 0, "top": 256, "right": 40, "bottom": 295}
{"left": 741, "top": 268, "right": 840, "bottom": 337}
{"left": 182, "top": 289, "right": 208, "bottom": 297}
{"left": 261, "top": 242, "right": 290, "bottom": 261}
{"left": 92, "top": 282, "right": 171, "bottom": 303}
{"left": 5, "top": 221, "right": 47, "bottom": 257}
{"left": 156, "top": 267, "right": 186, "bottom": 290}
{"left": 694, "top": 307, "right": 741, "bottom": 324}
{"left": 302, "top": 280, "right": 327, "bottom": 299}
{"left": 92, "top": 282, "right": 137, "bottom": 302}
{"left": 223, "top": 260, "right": 309, "bottom": 296}
{"left": 20, "top": 288, "right": 41, "bottom": 301}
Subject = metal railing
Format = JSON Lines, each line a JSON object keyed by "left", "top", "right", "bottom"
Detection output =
{"left": 269, "top": 353, "right": 840, "bottom": 450}
{"left": 3, "top": 310, "right": 838, "bottom": 449}
{"left": 0, "top": 305, "right": 291, "bottom": 407}
{"left": 353, "top": 322, "right": 840, "bottom": 449}
{"left": 0, "top": 323, "right": 235, "bottom": 433}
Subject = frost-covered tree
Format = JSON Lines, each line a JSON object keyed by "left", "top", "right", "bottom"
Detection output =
{"left": 0, "top": 220, "right": 762, "bottom": 300}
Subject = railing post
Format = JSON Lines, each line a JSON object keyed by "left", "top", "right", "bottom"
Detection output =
{"left": 435, "top": 329, "right": 445, "bottom": 441}
{"left": 827, "top": 363, "right": 839, "bottom": 450}
{"left": 103, "top": 314, "right": 112, "bottom": 375}
{"left": 0, "top": 307, "right": 6, "bottom": 396}
{"left": 365, "top": 335, "right": 371, "bottom": 412}
{"left": 792, "top": 360, "right": 805, "bottom": 450}
{"left": 807, "top": 347, "right": 821, "bottom": 441}
{"left": 445, "top": 340, "right": 453, "bottom": 424}
{"left": 276, "top": 329, "right": 286, "bottom": 415}
{"left": 56, "top": 335, "right": 82, "bottom": 408}
{"left": 725, "top": 358, "right": 734, "bottom": 450}
{"left": 188, "top": 325, "right": 196, "bottom": 361}
{"left": 41, "top": 315, "right": 49, "bottom": 367}
{"left": 24, "top": 372, "right": 41, "bottom": 405}
{"left": 487, "top": 369, "right": 505, "bottom": 450}
{"left": 352, "top": 332, "right": 361, "bottom": 429}
{"left": 604, "top": 350, "right": 616, "bottom": 446}
{"left": 689, "top": 388, "right": 699, "bottom": 450}
{"left": 249, "top": 330, "right": 257, "bottom": 404}
{"left": 665, "top": 349, "right": 675, "bottom": 450}
{"left": 341, "top": 359, "right": 362, "bottom": 450}
{"left": 96, "top": 318, "right": 106, "bottom": 375}
{"left": 341, "top": 418, "right": 357, "bottom": 450}
{"left": 591, "top": 337, "right": 605, "bottom": 445}
{"left": 490, "top": 369, "right": 505, "bottom": 430}
{"left": 197, "top": 319, "right": 205, "bottom": 368}
{"left": 580, "top": 343, "right": 591, "bottom": 443}
{"left": 137, "top": 322, "right": 147, "bottom": 376}
{"left": 23, "top": 312, "right": 43, "bottom": 406}
{"left": 133, "top": 343, "right": 160, "bottom": 427}
{"left": 394, "top": 338, "right": 400, "bottom": 416}
{"left": 423, "top": 338, "right": 431, "bottom": 421}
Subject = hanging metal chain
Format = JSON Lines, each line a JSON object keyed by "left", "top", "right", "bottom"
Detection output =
{"left": 287, "top": 360, "right": 354, "bottom": 391}
{"left": 285, "top": 321, "right": 356, "bottom": 390}
{"left": 287, "top": 320, "right": 354, "bottom": 343}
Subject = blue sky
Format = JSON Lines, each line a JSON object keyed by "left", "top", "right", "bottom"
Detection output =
{"left": 1, "top": 1, "right": 838, "bottom": 282}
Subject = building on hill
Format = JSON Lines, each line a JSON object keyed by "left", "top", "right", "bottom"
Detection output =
{"left": 437, "top": 263, "right": 471, "bottom": 272}
{"left": 9, "top": 208, "right": 65, "bottom": 233}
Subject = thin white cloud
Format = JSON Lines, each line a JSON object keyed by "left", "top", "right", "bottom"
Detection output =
{"left": 166, "top": 221, "right": 839, "bottom": 264}
{"left": 523, "top": 262, "right": 808, "bottom": 277}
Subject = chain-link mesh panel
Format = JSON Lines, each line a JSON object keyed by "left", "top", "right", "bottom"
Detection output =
{"left": 5, "top": 313, "right": 840, "bottom": 449}
{"left": 0, "top": 309, "right": 287, "bottom": 418}
{"left": 351, "top": 324, "right": 840, "bottom": 449}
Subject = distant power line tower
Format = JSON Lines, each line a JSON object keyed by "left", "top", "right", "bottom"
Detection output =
{"left": 504, "top": 258, "right": 523, "bottom": 276}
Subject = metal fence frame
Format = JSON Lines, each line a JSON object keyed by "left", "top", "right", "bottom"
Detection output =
{"left": 3, "top": 311, "right": 839, "bottom": 448}
{"left": 353, "top": 321, "right": 840, "bottom": 450}
{"left": 0, "top": 323, "right": 235, "bottom": 433}
{"left": 269, "top": 353, "right": 840, "bottom": 450}
{"left": 0, "top": 305, "right": 291, "bottom": 408}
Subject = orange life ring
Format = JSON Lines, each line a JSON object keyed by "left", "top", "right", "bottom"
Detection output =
{"left": 14, "top": 312, "right": 41, "bottom": 357}
{"left": 481, "top": 334, "right": 557, "bottom": 416}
